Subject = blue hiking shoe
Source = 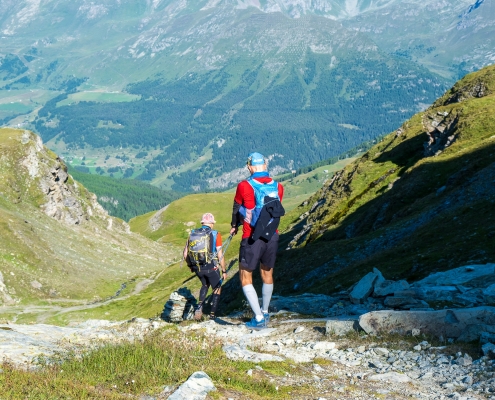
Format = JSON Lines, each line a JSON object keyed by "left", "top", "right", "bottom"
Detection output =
{"left": 263, "top": 312, "right": 270, "bottom": 326}
{"left": 245, "top": 317, "right": 266, "bottom": 330}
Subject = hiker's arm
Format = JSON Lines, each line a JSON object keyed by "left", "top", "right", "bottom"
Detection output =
{"left": 217, "top": 247, "right": 226, "bottom": 271}
{"left": 183, "top": 241, "right": 193, "bottom": 271}
{"left": 230, "top": 201, "right": 241, "bottom": 235}
{"left": 183, "top": 239, "right": 189, "bottom": 260}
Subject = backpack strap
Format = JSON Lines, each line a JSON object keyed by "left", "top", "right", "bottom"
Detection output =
{"left": 211, "top": 230, "right": 218, "bottom": 254}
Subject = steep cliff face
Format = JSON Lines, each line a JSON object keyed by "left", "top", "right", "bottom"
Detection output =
{"left": 276, "top": 64, "right": 495, "bottom": 294}
{"left": 1, "top": 129, "right": 114, "bottom": 226}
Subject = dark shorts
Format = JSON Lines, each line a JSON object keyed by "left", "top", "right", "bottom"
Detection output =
{"left": 195, "top": 266, "right": 221, "bottom": 289}
{"left": 239, "top": 233, "right": 279, "bottom": 271}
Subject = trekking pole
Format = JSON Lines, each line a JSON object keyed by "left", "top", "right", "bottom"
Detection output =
{"left": 217, "top": 234, "right": 233, "bottom": 265}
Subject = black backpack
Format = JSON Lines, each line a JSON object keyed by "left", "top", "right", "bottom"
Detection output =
{"left": 186, "top": 227, "right": 218, "bottom": 269}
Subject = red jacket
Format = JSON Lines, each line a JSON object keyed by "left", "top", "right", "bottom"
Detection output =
{"left": 232, "top": 175, "right": 284, "bottom": 239}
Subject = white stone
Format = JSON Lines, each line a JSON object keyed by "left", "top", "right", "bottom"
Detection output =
{"left": 223, "top": 344, "right": 284, "bottom": 363}
{"left": 31, "top": 280, "right": 42, "bottom": 289}
{"left": 368, "top": 372, "right": 411, "bottom": 383}
{"left": 167, "top": 371, "right": 215, "bottom": 400}
{"left": 312, "top": 341, "right": 336, "bottom": 350}
{"left": 373, "top": 347, "right": 389, "bottom": 356}
{"left": 294, "top": 326, "right": 305, "bottom": 334}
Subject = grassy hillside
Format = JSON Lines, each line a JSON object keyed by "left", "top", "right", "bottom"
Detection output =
{"left": 0, "top": 128, "right": 178, "bottom": 320}
{"left": 272, "top": 64, "right": 495, "bottom": 296}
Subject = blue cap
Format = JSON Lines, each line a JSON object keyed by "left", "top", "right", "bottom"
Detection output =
{"left": 247, "top": 152, "right": 265, "bottom": 166}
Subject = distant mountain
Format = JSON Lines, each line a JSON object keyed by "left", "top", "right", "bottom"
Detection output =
{"left": 1, "top": 0, "right": 493, "bottom": 191}
{"left": 276, "top": 64, "right": 495, "bottom": 295}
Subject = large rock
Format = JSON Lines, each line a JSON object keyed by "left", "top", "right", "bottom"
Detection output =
{"left": 457, "top": 322, "right": 495, "bottom": 342}
{"left": 161, "top": 288, "right": 197, "bottom": 322}
{"left": 482, "top": 342, "right": 495, "bottom": 357}
{"left": 415, "top": 286, "right": 459, "bottom": 301}
{"left": 167, "top": 371, "right": 215, "bottom": 400}
{"left": 384, "top": 296, "right": 420, "bottom": 308}
{"left": 350, "top": 272, "right": 379, "bottom": 304}
{"left": 359, "top": 307, "right": 495, "bottom": 340}
{"left": 326, "top": 318, "right": 360, "bottom": 336}
{"left": 414, "top": 264, "right": 495, "bottom": 287}
{"left": 373, "top": 280, "right": 410, "bottom": 297}
{"left": 269, "top": 293, "right": 338, "bottom": 316}
{"left": 483, "top": 284, "right": 495, "bottom": 302}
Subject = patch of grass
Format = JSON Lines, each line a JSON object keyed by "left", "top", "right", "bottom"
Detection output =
{"left": 0, "top": 330, "right": 300, "bottom": 399}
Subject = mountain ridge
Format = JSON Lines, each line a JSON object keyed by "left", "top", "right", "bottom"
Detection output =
{"left": 0, "top": 127, "right": 177, "bottom": 310}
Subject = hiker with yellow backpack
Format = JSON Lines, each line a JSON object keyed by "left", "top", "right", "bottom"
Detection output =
{"left": 183, "top": 213, "right": 227, "bottom": 320}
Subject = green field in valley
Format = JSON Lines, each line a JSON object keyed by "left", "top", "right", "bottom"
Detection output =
{"left": 57, "top": 91, "right": 141, "bottom": 107}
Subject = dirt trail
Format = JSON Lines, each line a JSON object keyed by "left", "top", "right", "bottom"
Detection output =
{"left": 1, "top": 272, "right": 163, "bottom": 324}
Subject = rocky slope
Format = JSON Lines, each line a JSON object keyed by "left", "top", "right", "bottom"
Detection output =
{"left": 0, "top": 128, "right": 177, "bottom": 309}
{"left": 1, "top": 308, "right": 494, "bottom": 399}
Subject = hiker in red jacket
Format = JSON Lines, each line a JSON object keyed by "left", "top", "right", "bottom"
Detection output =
{"left": 230, "top": 152, "right": 285, "bottom": 330}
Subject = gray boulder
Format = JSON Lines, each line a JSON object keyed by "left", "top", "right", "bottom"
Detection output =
{"left": 458, "top": 323, "right": 495, "bottom": 342}
{"left": 414, "top": 264, "right": 495, "bottom": 287}
{"left": 326, "top": 318, "right": 360, "bottom": 336}
{"left": 269, "top": 293, "right": 338, "bottom": 316}
{"left": 350, "top": 272, "right": 379, "bottom": 304}
{"left": 411, "top": 286, "right": 457, "bottom": 301}
{"left": 483, "top": 284, "right": 495, "bottom": 303}
{"left": 384, "top": 296, "right": 420, "bottom": 308}
{"left": 373, "top": 268, "right": 385, "bottom": 288}
{"left": 359, "top": 306, "right": 495, "bottom": 340}
{"left": 167, "top": 371, "right": 215, "bottom": 400}
{"left": 481, "top": 331, "right": 495, "bottom": 344}
{"left": 373, "top": 280, "right": 410, "bottom": 297}
{"left": 482, "top": 342, "right": 495, "bottom": 357}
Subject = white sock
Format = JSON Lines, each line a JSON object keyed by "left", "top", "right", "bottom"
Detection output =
{"left": 262, "top": 283, "right": 273, "bottom": 313}
{"left": 242, "top": 284, "right": 263, "bottom": 320}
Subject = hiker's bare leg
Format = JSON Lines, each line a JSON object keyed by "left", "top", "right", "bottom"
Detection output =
{"left": 240, "top": 265, "right": 253, "bottom": 287}
{"left": 260, "top": 263, "right": 273, "bottom": 284}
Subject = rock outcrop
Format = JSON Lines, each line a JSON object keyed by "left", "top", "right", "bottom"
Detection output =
{"left": 359, "top": 307, "right": 495, "bottom": 341}
{"left": 4, "top": 129, "right": 113, "bottom": 226}
{"left": 167, "top": 371, "right": 216, "bottom": 400}
{"left": 161, "top": 288, "right": 197, "bottom": 322}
